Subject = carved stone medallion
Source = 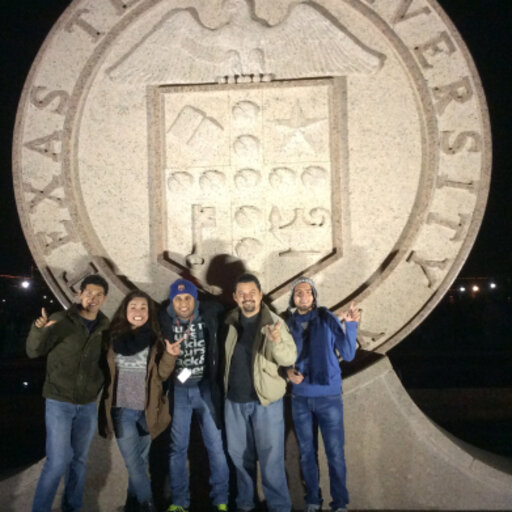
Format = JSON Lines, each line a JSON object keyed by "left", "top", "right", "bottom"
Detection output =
{"left": 13, "top": 0, "right": 490, "bottom": 353}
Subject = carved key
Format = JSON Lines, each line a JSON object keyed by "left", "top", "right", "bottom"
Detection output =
{"left": 186, "top": 205, "right": 216, "bottom": 267}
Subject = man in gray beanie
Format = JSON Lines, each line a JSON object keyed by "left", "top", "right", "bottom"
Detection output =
{"left": 286, "top": 277, "right": 359, "bottom": 512}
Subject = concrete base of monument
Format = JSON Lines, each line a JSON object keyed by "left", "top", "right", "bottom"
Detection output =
{"left": 0, "top": 436, "right": 127, "bottom": 511}
{"left": 1, "top": 357, "right": 511, "bottom": 511}
{"left": 338, "top": 357, "right": 512, "bottom": 510}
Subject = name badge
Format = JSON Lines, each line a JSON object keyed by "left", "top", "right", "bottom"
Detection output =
{"left": 177, "top": 368, "right": 192, "bottom": 383}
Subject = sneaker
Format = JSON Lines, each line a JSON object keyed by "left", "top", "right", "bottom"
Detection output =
{"left": 124, "top": 494, "right": 138, "bottom": 512}
{"left": 305, "top": 506, "right": 322, "bottom": 512}
{"left": 216, "top": 505, "right": 228, "bottom": 511}
{"left": 167, "top": 506, "right": 189, "bottom": 512}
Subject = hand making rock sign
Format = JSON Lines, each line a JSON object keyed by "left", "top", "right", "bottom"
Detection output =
{"left": 339, "top": 301, "right": 361, "bottom": 323}
{"left": 164, "top": 335, "right": 186, "bottom": 357}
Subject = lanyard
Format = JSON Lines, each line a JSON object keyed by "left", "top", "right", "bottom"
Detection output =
{"left": 175, "top": 315, "right": 193, "bottom": 341}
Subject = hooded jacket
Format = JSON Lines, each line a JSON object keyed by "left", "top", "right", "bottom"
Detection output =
{"left": 223, "top": 303, "right": 297, "bottom": 406}
{"left": 286, "top": 306, "right": 357, "bottom": 397}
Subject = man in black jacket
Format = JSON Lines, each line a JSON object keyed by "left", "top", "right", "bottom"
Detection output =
{"left": 160, "top": 278, "right": 229, "bottom": 512}
{"left": 26, "top": 274, "right": 109, "bottom": 512}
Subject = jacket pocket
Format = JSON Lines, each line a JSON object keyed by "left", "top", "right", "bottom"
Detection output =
{"left": 262, "top": 364, "right": 279, "bottom": 377}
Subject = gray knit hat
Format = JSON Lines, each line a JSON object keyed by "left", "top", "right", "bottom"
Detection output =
{"left": 289, "top": 277, "right": 317, "bottom": 309}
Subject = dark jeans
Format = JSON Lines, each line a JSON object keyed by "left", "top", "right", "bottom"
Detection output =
{"left": 291, "top": 394, "right": 349, "bottom": 510}
{"left": 112, "top": 407, "right": 152, "bottom": 505}
{"left": 225, "top": 398, "right": 291, "bottom": 512}
{"left": 170, "top": 384, "right": 229, "bottom": 507}
{"left": 32, "top": 399, "right": 97, "bottom": 512}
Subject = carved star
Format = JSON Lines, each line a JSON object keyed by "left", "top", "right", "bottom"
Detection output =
{"left": 273, "top": 100, "right": 326, "bottom": 152}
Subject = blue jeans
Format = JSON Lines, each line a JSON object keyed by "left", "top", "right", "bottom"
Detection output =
{"left": 225, "top": 398, "right": 291, "bottom": 512}
{"left": 291, "top": 394, "right": 349, "bottom": 510}
{"left": 112, "top": 407, "right": 152, "bottom": 505}
{"left": 170, "top": 384, "right": 229, "bottom": 507}
{"left": 32, "top": 398, "right": 97, "bottom": 512}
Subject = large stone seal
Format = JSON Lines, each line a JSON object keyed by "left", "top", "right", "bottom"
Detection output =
{"left": 13, "top": 0, "right": 490, "bottom": 355}
{"left": 10, "top": 3, "right": 512, "bottom": 511}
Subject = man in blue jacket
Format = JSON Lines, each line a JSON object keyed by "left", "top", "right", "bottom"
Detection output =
{"left": 286, "top": 277, "right": 359, "bottom": 512}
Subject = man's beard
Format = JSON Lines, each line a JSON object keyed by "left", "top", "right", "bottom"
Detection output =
{"left": 242, "top": 301, "right": 256, "bottom": 313}
{"left": 296, "top": 304, "right": 313, "bottom": 314}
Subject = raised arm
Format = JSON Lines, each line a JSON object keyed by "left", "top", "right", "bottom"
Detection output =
{"left": 156, "top": 338, "right": 181, "bottom": 380}
{"left": 335, "top": 302, "right": 360, "bottom": 362}
{"left": 26, "top": 308, "right": 60, "bottom": 358}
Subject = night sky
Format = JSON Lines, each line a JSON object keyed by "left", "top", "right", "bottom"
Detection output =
{"left": 1, "top": 0, "right": 510, "bottom": 279}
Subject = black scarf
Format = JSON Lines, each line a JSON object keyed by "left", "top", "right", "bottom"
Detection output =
{"left": 113, "top": 323, "right": 153, "bottom": 356}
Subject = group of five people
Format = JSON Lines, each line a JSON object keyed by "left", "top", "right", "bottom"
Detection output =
{"left": 26, "top": 272, "right": 359, "bottom": 512}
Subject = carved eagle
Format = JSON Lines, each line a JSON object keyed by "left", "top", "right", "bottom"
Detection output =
{"left": 107, "top": 0, "right": 385, "bottom": 84}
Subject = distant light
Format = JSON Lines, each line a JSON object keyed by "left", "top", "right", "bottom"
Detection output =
{"left": 1, "top": 299, "right": 6, "bottom": 303}
{"left": 22, "top": 381, "right": 29, "bottom": 388}
{"left": 459, "top": 286, "right": 466, "bottom": 292}
{"left": 50, "top": 299, "right": 54, "bottom": 303}
{"left": 472, "top": 285, "right": 479, "bottom": 292}
{"left": 43, "top": 295, "right": 47, "bottom": 299}
{"left": 21, "top": 280, "right": 30, "bottom": 289}
{"left": 490, "top": 282, "right": 497, "bottom": 289}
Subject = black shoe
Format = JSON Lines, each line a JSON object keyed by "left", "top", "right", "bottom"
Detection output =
{"left": 139, "top": 502, "right": 156, "bottom": 512}
{"left": 124, "top": 494, "right": 139, "bottom": 512}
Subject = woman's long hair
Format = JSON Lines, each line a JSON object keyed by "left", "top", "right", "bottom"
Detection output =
{"left": 109, "top": 290, "right": 161, "bottom": 343}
